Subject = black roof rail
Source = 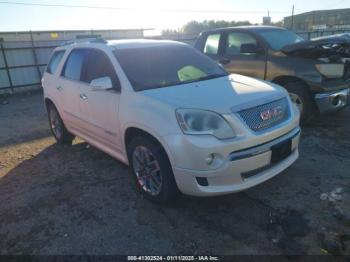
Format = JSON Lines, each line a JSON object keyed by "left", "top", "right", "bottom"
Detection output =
{"left": 61, "top": 37, "right": 107, "bottom": 46}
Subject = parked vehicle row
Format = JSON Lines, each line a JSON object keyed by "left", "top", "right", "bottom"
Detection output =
{"left": 195, "top": 26, "right": 350, "bottom": 122}
{"left": 43, "top": 36, "right": 300, "bottom": 202}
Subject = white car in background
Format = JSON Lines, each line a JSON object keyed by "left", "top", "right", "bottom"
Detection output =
{"left": 42, "top": 39, "right": 300, "bottom": 202}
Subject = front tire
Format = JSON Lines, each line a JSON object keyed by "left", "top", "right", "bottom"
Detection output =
{"left": 47, "top": 104, "right": 75, "bottom": 144}
{"left": 284, "top": 82, "right": 316, "bottom": 124}
{"left": 127, "top": 136, "right": 179, "bottom": 203}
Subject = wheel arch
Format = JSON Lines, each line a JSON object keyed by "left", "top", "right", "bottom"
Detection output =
{"left": 123, "top": 126, "right": 175, "bottom": 167}
{"left": 272, "top": 75, "right": 310, "bottom": 90}
{"left": 273, "top": 75, "right": 317, "bottom": 123}
{"left": 44, "top": 97, "right": 55, "bottom": 110}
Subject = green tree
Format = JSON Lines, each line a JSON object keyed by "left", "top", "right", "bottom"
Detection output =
{"left": 271, "top": 20, "right": 284, "bottom": 27}
{"left": 183, "top": 20, "right": 252, "bottom": 34}
{"left": 161, "top": 29, "right": 181, "bottom": 35}
{"left": 162, "top": 20, "right": 253, "bottom": 36}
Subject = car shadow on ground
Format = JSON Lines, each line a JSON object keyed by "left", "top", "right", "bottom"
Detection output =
{"left": 0, "top": 140, "right": 314, "bottom": 255}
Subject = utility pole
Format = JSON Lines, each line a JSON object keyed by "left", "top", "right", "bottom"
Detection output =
{"left": 291, "top": 5, "right": 295, "bottom": 31}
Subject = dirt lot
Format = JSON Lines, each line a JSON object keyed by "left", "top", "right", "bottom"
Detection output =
{"left": 0, "top": 93, "right": 349, "bottom": 256}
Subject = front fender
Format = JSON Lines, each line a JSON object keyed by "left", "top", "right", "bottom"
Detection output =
{"left": 121, "top": 122, "right": 177, "bottom": 167}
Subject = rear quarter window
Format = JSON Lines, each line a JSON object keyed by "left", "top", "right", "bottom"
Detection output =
{"left": 46, "top": 50, "right": 65, "bottom": 74}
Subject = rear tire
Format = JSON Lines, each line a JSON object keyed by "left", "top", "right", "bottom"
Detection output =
{"left": 283, "top": 82, "right": 316, "bottom": 124}
{"left": 47, "top": 104, "right": 75, "bottom": 144}
{"left": 127, "top": 136, "right": 179, "bottom": 203}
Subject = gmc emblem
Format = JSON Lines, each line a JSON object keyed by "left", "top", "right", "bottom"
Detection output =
{"left": 260, "top": 106, "right": 283, "bottom": 121}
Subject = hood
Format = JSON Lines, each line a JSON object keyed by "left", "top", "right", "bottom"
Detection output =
{"left": 141, "top": 74, "right": 287, "bottom": 114}
{"left": 281, "top": 36, "right": 350, "bottom": 61}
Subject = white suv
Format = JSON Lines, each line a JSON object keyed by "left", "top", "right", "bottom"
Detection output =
{"left": 42, "top": 39, "right": 300, "bottom": 202}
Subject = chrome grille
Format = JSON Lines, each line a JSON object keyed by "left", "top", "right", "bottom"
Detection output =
{"left": 238, "top": 98, "right": 290, "bottom": 132}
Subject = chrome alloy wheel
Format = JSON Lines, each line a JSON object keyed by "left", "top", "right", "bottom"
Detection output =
{"left": 289, "top": 92, "right": 303, "bottom": 113}
{"left": 132, "top": 146, "right": 162, "bottom": 196}
{"left": 50, "top": 108, "right": 63, "bottom": 139}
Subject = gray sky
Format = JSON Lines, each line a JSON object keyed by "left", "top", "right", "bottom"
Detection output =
{"left": 0, "top": 0, "right": 349, "bottom": 32}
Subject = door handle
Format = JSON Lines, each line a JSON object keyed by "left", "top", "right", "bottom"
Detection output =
{"left": 56, "top": 86, "right": 63, "bottom": 91}
{"left": 80, "top": 93, "right": 88, "bottom": 100}
{"left": 219, "top": 58, "right": 231, "bottom": 65}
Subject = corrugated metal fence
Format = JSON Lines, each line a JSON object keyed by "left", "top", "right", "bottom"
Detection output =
{"left": 0, "top": 40, "right": 56, "bottom": 92}
{"left": 0, "top": 29, "right": 144, "bottom": 93}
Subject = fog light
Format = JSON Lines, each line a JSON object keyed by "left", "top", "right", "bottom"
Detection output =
{"left": 205, "top": 154, "right": 214, "bottom": 165}
{"left": 196, "top": 177, "right": 209, "bottom": 186}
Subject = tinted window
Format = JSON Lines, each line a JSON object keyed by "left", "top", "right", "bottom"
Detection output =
{"left": 46, "top": 50, "right": 65, "bottom": 74}
{"left": 83, "top": 49, "right": 119, "bottom": 88}
{"left": 204, "top": 33, "right": 220, "bottom": 55}
{"left": 62, "top": 49, "right": 87, "bottom": 81}
{"left": 226, "top": 32, "right": 257, "bottom": 55}
{"left": 114, "top": 45, "right": 227, "bottom": 91}
{"left": 257, "top": 29, "right": 304, "bottom": 50}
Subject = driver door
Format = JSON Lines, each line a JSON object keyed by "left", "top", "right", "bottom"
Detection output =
{"left": 220, "top": 31, "right": 267, "bottom": 80}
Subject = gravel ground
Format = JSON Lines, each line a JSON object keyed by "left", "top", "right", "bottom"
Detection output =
{"left": 0, "top": 93, "right": 349, "bottom": 256}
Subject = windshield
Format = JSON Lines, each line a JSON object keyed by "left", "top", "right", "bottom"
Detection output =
{"left": 114, "top": 45, "right": 228, "bottom": 91}
{"left": 257, "top": 29, "right": 304, "bottom": 51}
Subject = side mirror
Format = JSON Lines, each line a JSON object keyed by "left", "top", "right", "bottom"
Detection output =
{"left": 240, "top": 43, "right": 263, "bottom": 54}
{"left": 90, "top": 76, "right": 113, "bottom": 91}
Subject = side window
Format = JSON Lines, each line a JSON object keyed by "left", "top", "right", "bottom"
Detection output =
{"left": 203, "top": 33, "right": 221, "bottom": 55}
{"left": 83, "top": 49, "right": 120, "bottom": 89}
{"left": 225, "top": 32, "right": 257, "bottom": 55}
{"left": 62, "top": 49, "right": 87, "bottom": 81}
{"left": 46, "top": 50, "right": 65, "bottom": 74}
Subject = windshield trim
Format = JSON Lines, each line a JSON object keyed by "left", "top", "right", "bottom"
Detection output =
{"left": 136, "top": 73, "right": 229, "bottom": 92}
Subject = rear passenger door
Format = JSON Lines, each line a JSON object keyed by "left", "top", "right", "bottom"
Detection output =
{"left": 43, "top": 50, "right": 66, "bottom": 110}
{"left": 78, "top": 48, "right": 122, "bottom": 151}
{"left": 58, "top": 49, "right": 89, "bottom": 130}
{"left": 221, "top": 31, "right": 266, "bottom": 79}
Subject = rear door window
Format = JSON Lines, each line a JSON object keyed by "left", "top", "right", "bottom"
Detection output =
{"left": 203, "top": 33, "right": 221, "bottom": 55}
{"left": 225, "top": 32, "right": 257, "bottom": 55}
{"left": 62, "top": 49, "right": 87, "bottom": 81}
{"left": 46, "top": 50, "right": 65, "bottom": 74}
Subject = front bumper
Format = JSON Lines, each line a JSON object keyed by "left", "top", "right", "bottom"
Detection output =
{"left": 314, "top": 88, "right": 350, "bottom": 113}
{"left": 171, "top": 128, "right": 300, "bottom": 196}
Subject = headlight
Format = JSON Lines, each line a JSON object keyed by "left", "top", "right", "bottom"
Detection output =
{"left": 315, "top": 64, "right": 344, "bottom": 78}
{"left": 175, "top": 109, "right": 235, "bottom": 139}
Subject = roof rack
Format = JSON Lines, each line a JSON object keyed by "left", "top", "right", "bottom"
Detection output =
{"left": 61, "top": 37, "right": 107, "bottom": 46}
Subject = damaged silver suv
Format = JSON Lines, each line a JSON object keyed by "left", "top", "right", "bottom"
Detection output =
{"left": 195, "top": 26, "right": 350, "bottom": 122}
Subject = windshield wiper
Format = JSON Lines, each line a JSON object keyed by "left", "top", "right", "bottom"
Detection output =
{"left": 179, "top": 73, "right": 228, "bottom": 85}
{"left": 197, "top": 73, "right": 228, "bottom": 81}
{"left": 136, "top": 73, "right": 228, "bottom": 91}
